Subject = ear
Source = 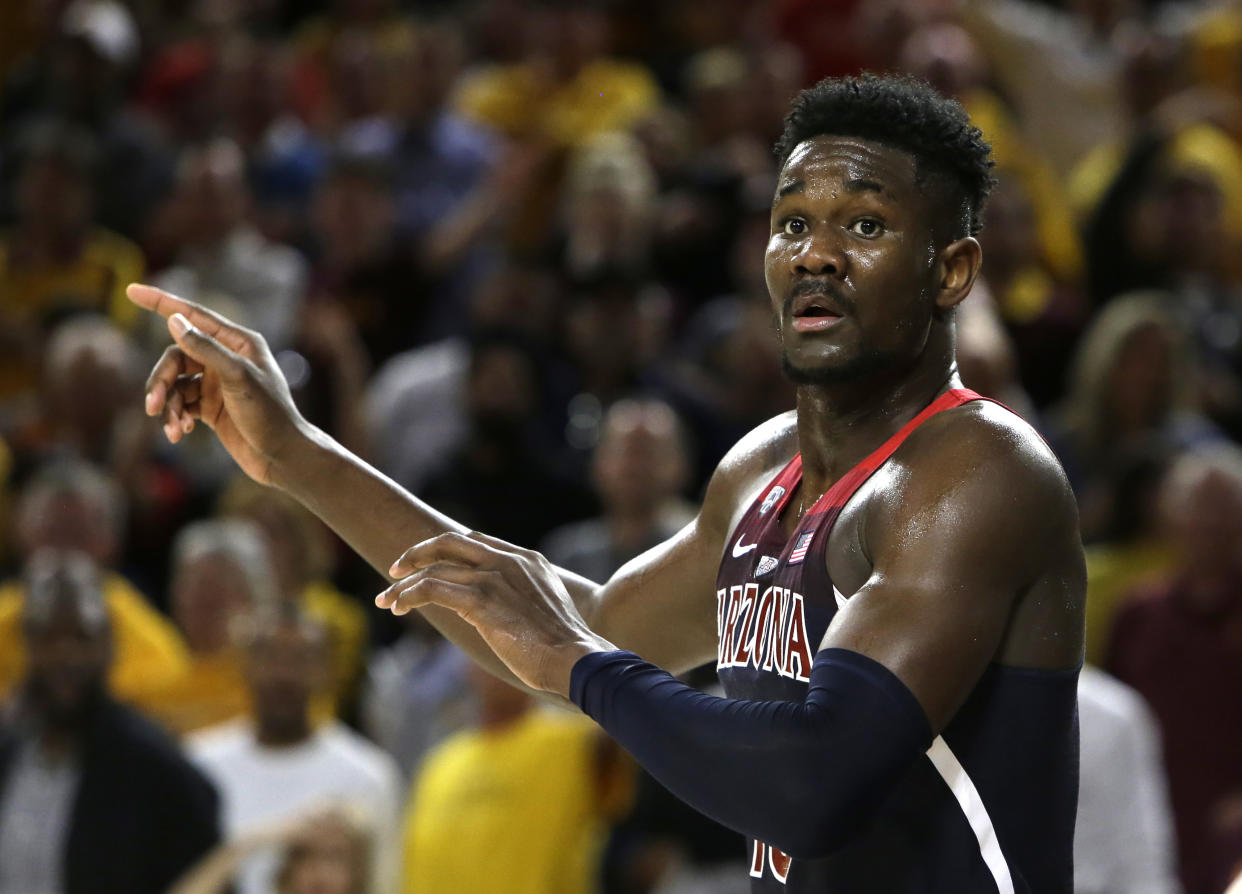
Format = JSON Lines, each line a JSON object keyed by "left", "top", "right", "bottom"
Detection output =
{"left": 934, "top": 236, "right": 982, "bottom": 313}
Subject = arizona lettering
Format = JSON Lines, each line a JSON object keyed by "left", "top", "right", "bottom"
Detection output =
{"left": 716, "top": 584, "right": 813, "bottom": 682}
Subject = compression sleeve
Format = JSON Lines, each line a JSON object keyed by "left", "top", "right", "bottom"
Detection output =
{"left": 569, "top": 647, "right": 933, "bottom": 860}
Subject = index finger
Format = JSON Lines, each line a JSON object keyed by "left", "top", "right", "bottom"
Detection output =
{"left": 389, "top": 531, "right": 517, "bottom": 578}
{"left": 127, "top": 283, "right": 257, "bottom": 357}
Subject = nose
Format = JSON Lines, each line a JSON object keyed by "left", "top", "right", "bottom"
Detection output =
{"left": 793, "top": 228, "right": 845, "bottom": 278}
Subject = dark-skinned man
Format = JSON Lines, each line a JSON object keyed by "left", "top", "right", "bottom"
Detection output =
{"left": 129, "top": 74, "right": 1085, "bottom": 893}
{"left": 0, "top": 549, "right": 220, "bottom": 894}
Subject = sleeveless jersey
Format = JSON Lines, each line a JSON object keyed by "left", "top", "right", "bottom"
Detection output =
{"left": 714, "top": 388, "right": 1079, "bottom": 893}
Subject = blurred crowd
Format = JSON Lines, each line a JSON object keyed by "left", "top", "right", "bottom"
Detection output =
{"left": 0, "top": 0, "right": 1241, "bottom": 892}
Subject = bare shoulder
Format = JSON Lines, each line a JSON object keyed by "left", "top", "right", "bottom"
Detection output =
{"left": 862, "top": 399, "right": 1085, "bottom": 667}
{"left": 701, "top": 410, "right": 799, "bottom": 536}
{"left": 896, "top": 400, "right": 1075, "bottom": 522}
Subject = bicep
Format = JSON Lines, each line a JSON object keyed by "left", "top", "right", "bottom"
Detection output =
{"left": 571, "top": 514, "right": 724, "bottom": 675}
{"left": 821, "top": 445, "right": 1073, "bottom": 733}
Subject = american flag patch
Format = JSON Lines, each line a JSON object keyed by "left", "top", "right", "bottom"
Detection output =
{"left": 788, "top": 530, "right": 814, "bottom": 564}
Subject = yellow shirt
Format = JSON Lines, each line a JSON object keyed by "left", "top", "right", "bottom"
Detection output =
{"left": 142, "top": 648, "right": 253, "bottom": 737}
{"left": 402, "top": 710, "right": 631, "bottom": 894}
{"left": 1083, "top": 540, "right": 1178, "bottom": 666}
{"left": 456, "top": 59, "right": 659, "bottom": 147}
{"left": 0, "top": 228, "right": 143, "bottom": 329}
{"left": 0, "top": 572, "right": 189, "bottom": 709}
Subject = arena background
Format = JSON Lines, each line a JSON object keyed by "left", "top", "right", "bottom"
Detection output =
{"left": 0, "top": 0, "right": 1240, "bottom": 892}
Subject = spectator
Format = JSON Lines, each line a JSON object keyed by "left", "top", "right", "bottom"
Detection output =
{"left": 0, "top": 131, "right": 144, "bottom": 422}
{"left": 543, "top": 398, "right": 693, "bottom": 583}
{"left": 189, "top": 604, "right": 402, "bottom": 894}
{"left": 218, "top": 477, "right": 368, "bottom": 717}
{"left": 1107, "top": 445, "right": 1242, "bottom": 894}
{"left": 363, "top": 260, "right": 562, "bottom": 492}
{"left": 455, "top": 0, "right": 659, "bottom": 147}
{"left": 401, "top": 663, "right": 631, "bottom": 894}
{"left": 0, "top": 460, "right": 188, "bottom": 710}
{"left": 0, "top": 0, "right": 173, "bottom": 240}
{"left": 149, "top": 138, "right": 307, "bottom": 352}
{"left": 1045, "top": 292, "right": 1224, "bottom": 538}
{"left": 418, "top": 328, "right": 596, "bottom": 547}
{"left": 145, "top": 519, "right": 277, "bottom": 735}
{"left": 0, "top": 549, "right": 219, "bottom": 894}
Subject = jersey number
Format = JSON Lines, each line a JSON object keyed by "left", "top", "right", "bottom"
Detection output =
{"left": 750, "top": 840, "right": 791, "bottom": 884}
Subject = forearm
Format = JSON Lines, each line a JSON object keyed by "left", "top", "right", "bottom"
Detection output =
{"left": 570, "top": 648, "right": 932, "bottom": 858}
{"left": 276, "top": 425, "right": 599, "bottom": 690}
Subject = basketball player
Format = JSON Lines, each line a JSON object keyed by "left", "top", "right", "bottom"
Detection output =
{"left": 130, "top": 75, "right": 1084, "bottom": 891}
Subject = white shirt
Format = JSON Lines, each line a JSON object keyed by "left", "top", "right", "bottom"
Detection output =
{"left": 189, "top": 720, "right": 403, "bottom": 894}
{"left": 1075, "top": 665, "right": 1182, "bottom": 894}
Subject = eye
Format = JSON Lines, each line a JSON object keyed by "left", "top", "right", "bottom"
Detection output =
{"left": 782, "top": 218, "right": 807, "bottom": 236}
{"left": 848, "top": 219, "right": 884, "bottom": 238}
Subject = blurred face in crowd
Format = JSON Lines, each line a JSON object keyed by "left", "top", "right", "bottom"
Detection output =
{"left": 312, "top": 168, "right": 395, "bottom": 269}
{"left": 17, "top": 155, "right": 93, "bottom": 241}
{"left": 564, "top": 284, "right": 644, "bottom": 387}
{"left": 765, "top": 135, "right": 948, "bottom": 386}
{"left": 18, "top": 485, "right": 118, "bottom": 567}
{"left": 278, "top": 814, "right": 369, "bottom": 894}
{"left": 466, "top": 343, "right": 539, "bottom": 441}
{"left": 176, "top": 141, "right": 249, "bottom": 246}
{"left": 172, "top": 551, "right": 256, "bottom": 654}
{"left": 245, "top": 617, "right": 328, "bottom": 741}
{"left": 44, "top": 329, "right": 139, "bottom": 450}
{"left": 592, "top": 401, "right": 687, "bottom": 517}
{"left": 397, "top": 23, "right": 465, "bottom": 123}
{"left": 1105, "top": 321, "right": 1174, "bottom": 430}
{"left": 897, "top": 23, "right": 987, "bottom": 101}
{"left": 1161, "top": 458, "right": 1242, "bottom": 575}
{"left": 1142, "top": 171, "right": 1226, "bottom": 276}
{"left": 980, "top": 175, "right": 1040, "bottom": 278}
{"left": 22, "top": 553, "right": 111, "bottom": 727}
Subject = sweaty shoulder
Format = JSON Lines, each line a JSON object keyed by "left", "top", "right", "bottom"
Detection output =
{"left": 863, "top": 399, "right": 1085, "bottom": 668}
{"left": 701, "top": 411, "right": 799, "bottom": 539}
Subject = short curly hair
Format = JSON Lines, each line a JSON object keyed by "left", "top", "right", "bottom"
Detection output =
{"left": 774, "top": 73, "right": 995, "bottom": 239}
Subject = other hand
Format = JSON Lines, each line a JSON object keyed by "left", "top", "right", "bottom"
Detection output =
{"left": 127, "top": 283, "right": 310, "bottom": 485}
{"left": 378, "top": 531, "right": 613, "bottom": 696}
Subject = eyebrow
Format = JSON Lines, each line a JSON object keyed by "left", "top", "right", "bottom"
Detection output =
{"left": 773, "top": 177, "right": 892, "bottom": 202}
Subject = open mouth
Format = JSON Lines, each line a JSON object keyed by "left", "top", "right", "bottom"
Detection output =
{"left": 791, "top": 297, "right": 844, "bottom": 331}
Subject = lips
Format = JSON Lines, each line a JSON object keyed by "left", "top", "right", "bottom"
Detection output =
{"left": 789, "top": 289, "right": 845, "bottom": 332}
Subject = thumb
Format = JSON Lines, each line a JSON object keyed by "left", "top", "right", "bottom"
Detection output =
{"left": 168, "top": 313, "right": 247, "bottom": 382}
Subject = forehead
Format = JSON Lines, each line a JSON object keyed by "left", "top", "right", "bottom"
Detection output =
{"left": 775, "top": 135, "right": 919, "bottom": 202}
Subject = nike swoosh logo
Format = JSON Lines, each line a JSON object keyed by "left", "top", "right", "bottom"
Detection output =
{"left": 732, "top": 536, "right": 759, "bottom": 558}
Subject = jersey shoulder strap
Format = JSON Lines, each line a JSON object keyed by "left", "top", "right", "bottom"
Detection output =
{"left": 804, "top": 387, "right": 992, "bottom": 517}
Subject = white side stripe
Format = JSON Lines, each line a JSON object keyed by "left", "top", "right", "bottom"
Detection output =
{"left": 926, "top": 736, "right": 1015, "bottom": 894}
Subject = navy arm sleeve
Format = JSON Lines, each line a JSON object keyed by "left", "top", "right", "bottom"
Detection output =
{"left": 570, "top": 647, "right": 933, "bottom": 859}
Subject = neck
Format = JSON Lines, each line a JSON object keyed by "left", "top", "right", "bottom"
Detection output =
{"left": 256, "top": 716, "right": 312, "bottom": 747}
{"left": 794, "top": 336, "right": 959, "bottom": 495}
{"left": 607, "top": 505, "right": 661, "bottom": 551}
{"left": 478, "top": 699, "right": 530, "bottom": 732}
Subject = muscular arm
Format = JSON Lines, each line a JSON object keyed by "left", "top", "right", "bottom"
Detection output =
{"left": 127, "top": 285, "right": 743, "bottom": 691}
{"left": 560, "top": 411, "right": 1085, "bottom": 855}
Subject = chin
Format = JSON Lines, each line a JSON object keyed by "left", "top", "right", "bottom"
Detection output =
{"left": 780, "top": 349, "right": 890, "bottom": 385}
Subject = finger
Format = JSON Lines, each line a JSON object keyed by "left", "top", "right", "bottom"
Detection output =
{"left": 167, "top": 313, "right": 254, "bottom": 385}
{"left": 464, "top": 530, "right": 544, "bottom": 563}
{"left": 128, "top": 284, "right": 259, "bottom": 356}
{"left": 145, "top": 345, "right": 199, "bottom": 416}
{"left": 386, "top": 576, "right": 483, "bottom": 618}
{"left": 376, "top": 560, "right": 490, "bottom": 609}
{"left": 388, "top": 531, "right": 515, "bottom": 578}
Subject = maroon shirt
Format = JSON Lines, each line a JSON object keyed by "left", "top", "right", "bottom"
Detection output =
{"left": 1106, "top": 572, "right": 1242, "bottom": 894}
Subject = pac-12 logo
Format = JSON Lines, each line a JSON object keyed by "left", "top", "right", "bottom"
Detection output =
{"left": 759, "top": 486, "right": 786, "bottom": 517}
{"left": 751, "top": 840, "right": 792, "bottom": 884}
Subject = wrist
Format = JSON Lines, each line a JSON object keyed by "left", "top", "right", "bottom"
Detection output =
{"left": 268, "top": 421, "right": 335, "bottom": 494}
